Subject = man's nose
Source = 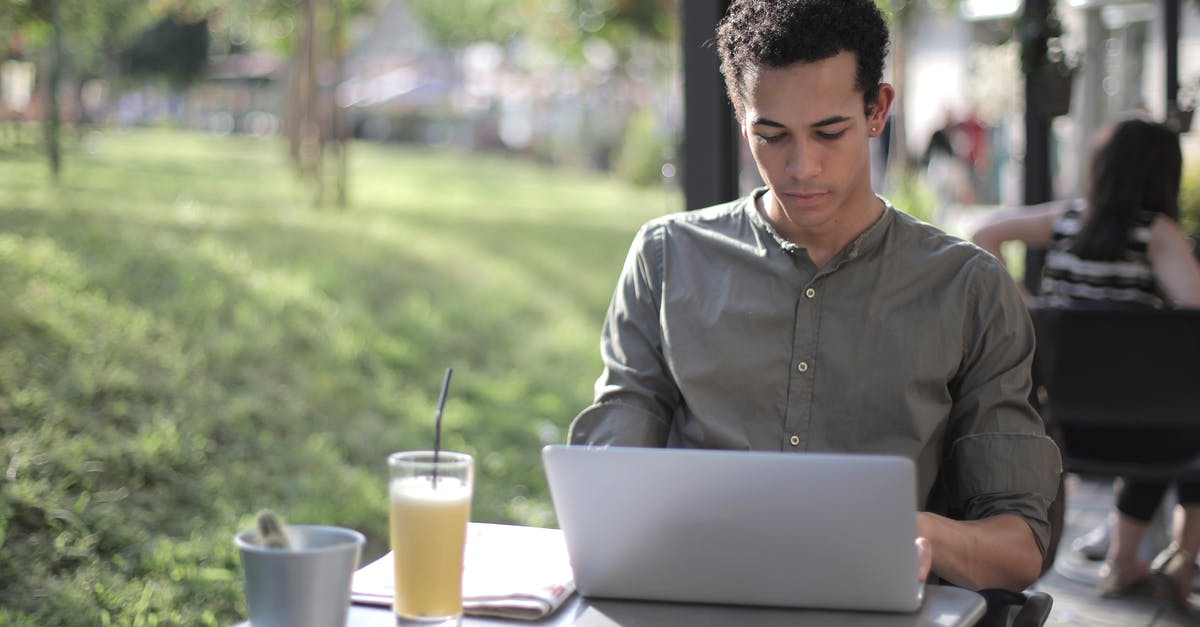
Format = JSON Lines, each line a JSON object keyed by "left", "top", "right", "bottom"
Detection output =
{"left": 787, "top": 140, "right": 823, "bottom": 179}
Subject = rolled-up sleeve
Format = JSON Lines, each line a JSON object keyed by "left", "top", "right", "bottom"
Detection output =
{"left": 568, "top": 223, "right": 679, "bottom": 447}
{"left": 947, "top": 255, "right": 1063, "bottom": 555}
{"left": 949, "top": 433, "right": 1062, "bottom": 554}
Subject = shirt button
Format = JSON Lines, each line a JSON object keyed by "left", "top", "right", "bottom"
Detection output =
{"left": 805, "top": 287, "right": 816, "bottom": 298}
{"left": 797, "top": 361, "right": 809, "bottom": 373}
{"left": 789, "top": 435, "right": 801, "bottom": 446}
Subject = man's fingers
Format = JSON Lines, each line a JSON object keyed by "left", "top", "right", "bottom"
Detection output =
{"left": 915, "top": 537, "right": 933, "bottom": 583}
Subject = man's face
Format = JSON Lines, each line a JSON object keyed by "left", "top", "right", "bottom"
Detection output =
{"left": 740, "top": 51, "right": 891, "bottom": 242}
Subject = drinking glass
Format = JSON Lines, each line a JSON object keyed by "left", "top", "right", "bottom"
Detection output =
{"left": 388, "top": 451, "right": 474, "bottom": 625}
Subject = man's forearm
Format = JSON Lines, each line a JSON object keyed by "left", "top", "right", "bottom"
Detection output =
{"left": 917, "top": 512, "right": 1043, "bottom": 591}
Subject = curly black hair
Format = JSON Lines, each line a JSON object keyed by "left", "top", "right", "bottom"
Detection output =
{"left": 716, "top": 0, "right": 890, "bottom": 119}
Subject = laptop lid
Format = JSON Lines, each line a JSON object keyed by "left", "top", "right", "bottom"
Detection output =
{"left": 542, "top": 445, "right": 923, "bottom": 613}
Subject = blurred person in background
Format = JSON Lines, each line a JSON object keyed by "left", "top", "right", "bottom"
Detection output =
{"left": 923, "top": 108, "right": 974, "bottom": 221}
{"left": 972, "top": 117, "right": 1200, "bottom": 607}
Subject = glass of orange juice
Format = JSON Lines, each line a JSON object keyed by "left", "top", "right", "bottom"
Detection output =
{"left": 388, "top": 451, "right": 473, "bottom": 625}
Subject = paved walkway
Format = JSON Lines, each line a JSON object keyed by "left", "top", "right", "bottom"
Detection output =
{"left": 1034, "top": 474, "right": 1198, "bottom": 626}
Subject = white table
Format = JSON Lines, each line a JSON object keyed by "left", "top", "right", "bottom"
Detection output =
{"left": 339, "top": 584, "right": 987, "bottom": 626}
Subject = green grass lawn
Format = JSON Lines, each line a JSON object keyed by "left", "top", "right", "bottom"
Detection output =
{"left": 0, "top": 127, "right": 678, "bottom": 626}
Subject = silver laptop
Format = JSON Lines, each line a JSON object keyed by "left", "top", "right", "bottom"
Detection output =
{"left": 542, "top": 445, "right": 924, "bottom": 613}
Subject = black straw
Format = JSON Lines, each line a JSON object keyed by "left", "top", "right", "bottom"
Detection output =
{"left": 432, "top": 367, "right": 452, "bottom": 487}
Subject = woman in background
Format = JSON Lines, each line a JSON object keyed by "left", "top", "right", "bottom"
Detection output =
{"left": 972, "top": 117, "right": 1200, "bottom": 607}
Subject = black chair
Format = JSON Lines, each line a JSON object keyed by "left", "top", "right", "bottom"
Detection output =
{"left": 1028, "top": 306, "right": 1200, "bottom": 594}
{"left": 1029, "top": 306, "right": 1200, "bottom": 481}
{"left": 976, "top": 588, "right": 1054, "bottom": 627}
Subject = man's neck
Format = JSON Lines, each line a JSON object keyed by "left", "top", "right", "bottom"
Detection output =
{"left": 760, "top": 190, "right": 885, "bottom": 267}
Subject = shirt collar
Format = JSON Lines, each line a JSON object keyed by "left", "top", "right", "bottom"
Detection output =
{"left": 745, "top": 187, "right": 800, "bottom": 254}
{"left": 744, "top": 187, "right": 897, "bottom": 266}
{"left": 843, "top": 195, "right": 895, "bottom": 260}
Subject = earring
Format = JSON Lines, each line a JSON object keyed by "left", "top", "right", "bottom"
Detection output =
{"left": 871, "top": 127, "right": 877, "bottom": 132}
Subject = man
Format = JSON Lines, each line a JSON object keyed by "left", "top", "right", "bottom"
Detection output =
{"left": 568, "top": 0, "right": 1061, "bottom": 592}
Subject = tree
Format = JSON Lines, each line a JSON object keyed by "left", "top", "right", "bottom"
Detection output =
{"left": 286, "top": 0, "right": 363, "bottom": 207}
{"left": 0, "top": 0, "right": 161, "bottom": 178}
{"left": 3, "top": 0, "right": 363, "bottom": 202}
{"left": 1, "top": 0, "right": 75, "bottom": 179}
{"left": 197, "top": 0, "right": 366, "bottom": 207}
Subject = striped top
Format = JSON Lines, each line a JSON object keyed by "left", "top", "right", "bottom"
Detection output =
{"left": 1040, "top": 200, "right": 1163, "bottom": 309}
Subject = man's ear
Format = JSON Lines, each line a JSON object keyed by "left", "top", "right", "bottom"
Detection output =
{"left": 868, "top": 84, "right": 895, "bottom": 137}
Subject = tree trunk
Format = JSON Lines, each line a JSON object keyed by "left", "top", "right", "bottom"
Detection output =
{"left": 285, "top": 51, "right": 302, "bottom": 170}
{"left": 301, "top": 0, "right": 323, "bottom": 203}
{"left": 45, "top": 0, "right": 63, "bottom": 180}
{"left": 331, "top": 0, "right": 348, "bottom": 208}
{"left": 283, "top": 0, "right": 326, "bottom": 201}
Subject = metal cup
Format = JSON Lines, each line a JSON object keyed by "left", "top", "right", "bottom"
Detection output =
{"left": 235, "top": 524, "right": 365, "bottom": 627}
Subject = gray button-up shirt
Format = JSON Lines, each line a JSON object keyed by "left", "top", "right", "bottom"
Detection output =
{"left": 569, "top": 189, "right": 1062, "bottom": 555}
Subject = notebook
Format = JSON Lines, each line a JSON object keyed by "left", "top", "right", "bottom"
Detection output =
{"left": 541, "top": 444, "right": 924, "bottom": 613}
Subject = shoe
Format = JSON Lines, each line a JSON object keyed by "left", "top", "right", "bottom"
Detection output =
{"left": 1097, "top": 560, "right": 1154, "bottom": 598}
{"left": 1071, "top": 523, "right": 1111, "bottom": 561}
{"left": 1151, "top": 543, "right": 1197, "bottom": 608}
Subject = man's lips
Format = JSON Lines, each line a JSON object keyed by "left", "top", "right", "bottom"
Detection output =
{"left": 780, "top": 190, "right": 830, "bottom": 207}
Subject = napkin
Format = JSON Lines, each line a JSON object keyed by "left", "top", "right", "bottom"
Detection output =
{"left": 351, "top": 522, "right": 576, "bottom": 620}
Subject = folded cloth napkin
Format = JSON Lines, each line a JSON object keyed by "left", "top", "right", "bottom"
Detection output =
{"left": 351, "top": 522, "right": 576, "bottom": 621}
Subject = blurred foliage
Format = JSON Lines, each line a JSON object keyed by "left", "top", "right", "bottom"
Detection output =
{"left": 1182, "top": 160, "right": 1200, "bottom": 236}
{"left": 0, "top": 0, "right": 368, "bottom": 79}
{"left": 0, "top": 127, "right": 679, "bottom": 624}
{"left": 409, "top": 0, "right": 677, "bottom": 64}
{"left": 122, "top": 13, "right": 209, "bottom": 87}
{"left": 875, "top": 0, "right": 961, "bottom": 24}
{"left": 201, "top": 0, "right": 370, "bottom": 56}
{"left": 887, "top": 171, "right": 938, "bottom": 224}
{"left": 1, "top": 0, "right": 152, "bottom": 73}
{"left": 615, "top": 106, "right": 673, "bottom": 187}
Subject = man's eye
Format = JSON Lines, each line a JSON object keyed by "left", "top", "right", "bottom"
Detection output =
{"left": 755, "top": 134, "right": 785, "bottom": 144}
{"left": 817, "top": 129, "right": 848, "bottom": 140}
